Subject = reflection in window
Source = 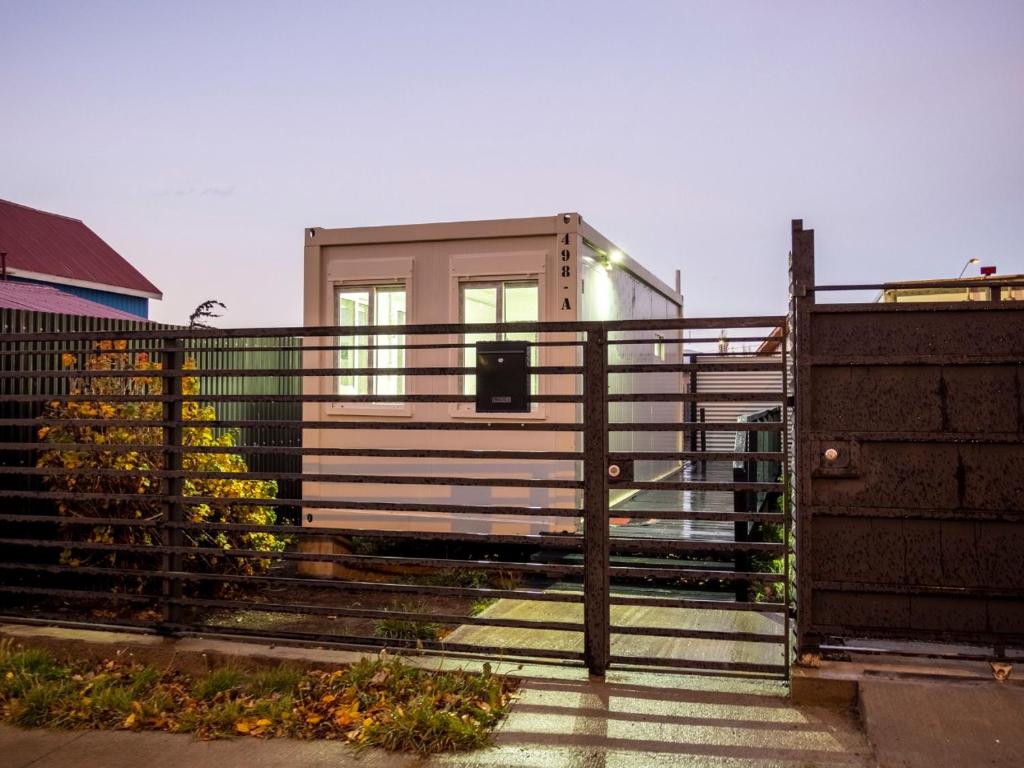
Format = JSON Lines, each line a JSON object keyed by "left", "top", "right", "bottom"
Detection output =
{"left": 460, "top": 281, "right": 539, "bottom": 395}
{"left": 336, "top": 285, "right": 406, "bottom": 397}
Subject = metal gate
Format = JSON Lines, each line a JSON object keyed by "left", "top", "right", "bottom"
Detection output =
{"left": 581, "top": 318, "right": 790, "bottom": 676}
{"left": 0, "top": 315, "right": 791, "bottom": 677}
{"left": 790, "top": 219, "right": 1024, "bottom": 660}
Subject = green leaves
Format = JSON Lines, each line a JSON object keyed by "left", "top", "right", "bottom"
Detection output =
{"left": 0, "top": 644, "right": 516, "bottom": 754}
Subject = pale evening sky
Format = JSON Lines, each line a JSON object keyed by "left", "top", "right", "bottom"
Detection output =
{"left": 1, "top": 0, "right": 1022, "bottom": 327}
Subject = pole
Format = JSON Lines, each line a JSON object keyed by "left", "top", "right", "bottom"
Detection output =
{"left": 583, "top": 328, "right": 610, "bottom": 676}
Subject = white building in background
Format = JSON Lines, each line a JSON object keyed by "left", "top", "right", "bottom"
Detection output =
{"left": 300, "top": 213, "right": 684, "bottom": 548}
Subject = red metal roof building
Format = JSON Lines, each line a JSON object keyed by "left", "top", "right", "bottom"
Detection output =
{"left": 0, "top": 281, "right": 145, "bottom": 320}
{"left": 0, "top": 199, "right": 161, "bottom": 318}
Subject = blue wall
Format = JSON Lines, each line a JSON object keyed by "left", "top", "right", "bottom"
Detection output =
{"left": 10, "top": 276, "right": 149, "bottom": 318}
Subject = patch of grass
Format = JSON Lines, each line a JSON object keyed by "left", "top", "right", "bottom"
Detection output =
{"left": 362, "top": 695, "right": 488, "bottom": 753}
{"left": 0, "top": 643, "right": 516, "bottom": 755}
{"left": 374, "top": 603, "right": 441, "bottom": 642}
{"left": 192, "top": 667, "right": 243, "bottom": 702}
{"left": 469, "top": 598, "right": 497, "bottom": 616}
{"left": 247, "top": 665, "right": 304, "bottom": 697}
{"left": 7, "top": 679, "right": 77, "bottom": 727}
{"left": 89, "top": 677, "right": 135, "bottom": 715}
{"left": 0, "top": 642, "right": 75, "bottom": 708}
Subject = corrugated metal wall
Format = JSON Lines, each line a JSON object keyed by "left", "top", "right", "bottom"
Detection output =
{"left": 692, "top": 353, "right": 784, "bottom": 452}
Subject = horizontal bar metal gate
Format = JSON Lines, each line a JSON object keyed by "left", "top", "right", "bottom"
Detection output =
{"left": 0, "top": 314, "right": 790, "bottom": 676}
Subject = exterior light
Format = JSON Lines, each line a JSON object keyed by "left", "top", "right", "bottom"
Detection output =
{"left": 957, "top": 258, "right": 980, "bottom": 278}
{"left": 610, "top": 250, "right": 624, "bottom": 264}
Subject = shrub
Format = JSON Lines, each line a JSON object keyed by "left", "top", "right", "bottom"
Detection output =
{"left": 36, "top": 342, "right": 286, "bottom": 585}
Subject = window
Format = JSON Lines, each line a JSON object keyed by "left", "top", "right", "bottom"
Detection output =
{"left": 336, "top": 285, "right": 406, "bottom": 396}
{"left": 460, "top": 280, "right": 539, "bottom": 395}
{"left": 654, "top": 334, "right": 666, "bottom": 361}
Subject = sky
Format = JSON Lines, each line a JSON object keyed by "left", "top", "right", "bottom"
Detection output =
{"left": 1, "top": 0, "right": 1022, "bottom": 327}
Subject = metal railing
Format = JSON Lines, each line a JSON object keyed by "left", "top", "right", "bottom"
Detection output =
{"left": 0, "top": 315, "right": 790, "bottom": 676}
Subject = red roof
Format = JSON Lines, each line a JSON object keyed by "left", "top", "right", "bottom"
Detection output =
{"left": 0, "top": 199, "right": 161, "bottom": 298}
{"left": 0, "top": 281, "right": 145, "bottom": 320}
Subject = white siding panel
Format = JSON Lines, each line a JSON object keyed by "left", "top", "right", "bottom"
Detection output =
{"left": 693, "top": 355, "right": 783, "bottom": 453}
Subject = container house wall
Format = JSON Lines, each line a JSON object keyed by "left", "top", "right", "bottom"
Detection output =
{"left": 579, "top": 244, "right": 684, "bottom": 504}
{"left": 302, "top": 220, "right": 583, "bottom": 535}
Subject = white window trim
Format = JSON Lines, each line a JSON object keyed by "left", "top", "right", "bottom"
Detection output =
{"left": 447, "top": 251, "right": 547, "bottom": 420}
{"left": 324, "top": 257, "right": 413, "bottom": 418}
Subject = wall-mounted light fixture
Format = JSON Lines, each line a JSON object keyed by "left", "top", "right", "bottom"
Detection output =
{"left": 957, "top": 258, "right": 979, "bottom": 278}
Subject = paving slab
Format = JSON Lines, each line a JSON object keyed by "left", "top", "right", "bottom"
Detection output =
{"left": 859, "top": 676, "right": 1024, "bottom": 768}
{"left": 1, "top": 724, "right": 86, "bottom": 768}
{"left": 1, "top": 724, "right": 415, "bottom": 768}
{"left": 444, "top": 596, "right": 786, "bottom": 671}
{"left": 441, "top": 672, "right": 875, "bottom": 768}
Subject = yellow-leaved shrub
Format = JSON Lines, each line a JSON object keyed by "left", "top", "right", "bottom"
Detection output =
{"left": 36, "top": 342, "right": 287, "bottom": 589}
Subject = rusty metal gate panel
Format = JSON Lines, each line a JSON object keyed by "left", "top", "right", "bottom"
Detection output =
{"left": 790, "top": 220, "right": 1024, "bottom": 656}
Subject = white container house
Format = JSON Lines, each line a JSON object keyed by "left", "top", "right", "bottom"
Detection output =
{"left": 301, "top": 213, "right": 684, "bottom": 541}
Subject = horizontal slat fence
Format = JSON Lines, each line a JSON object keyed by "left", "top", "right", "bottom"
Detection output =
{"left": 0, "top": 314, "right": 790, "bottom": 675}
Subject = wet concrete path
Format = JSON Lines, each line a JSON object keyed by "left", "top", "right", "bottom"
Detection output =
{"left": 447, "top": 460, "right": 786, "bottom": 673}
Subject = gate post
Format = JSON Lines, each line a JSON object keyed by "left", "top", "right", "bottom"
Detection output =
{"left": 160, "top": 337, "right": 185, "bottom": 629}
{"left": 790, "top": 220, "right": 816, "bottom": 658}
{"left": 583, "top": 327, "right": 610, "bottom": 676}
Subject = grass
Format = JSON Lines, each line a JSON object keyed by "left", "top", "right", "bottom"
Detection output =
{"left": 469, "top": 598, "right": 497, "bottom": 616}
{"left": 0, "top": 641, "right": 516, "bottom": 754}
{"left": 373, "top": 602, "right": 442, "bottom": 641}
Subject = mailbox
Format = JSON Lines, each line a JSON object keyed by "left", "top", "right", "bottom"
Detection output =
{"left": 475, "top": 341, "right": 530, "bottom": 413}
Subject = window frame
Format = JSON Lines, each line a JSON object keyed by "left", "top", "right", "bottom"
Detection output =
{"left": 330, "top": 280, "right": 411, "bottom": 416}
{"left": 454, "top": 277, "right": 543, "bottom": 417}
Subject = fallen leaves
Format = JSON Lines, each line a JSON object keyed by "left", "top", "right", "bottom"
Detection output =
{"left": 0, "top": 646, "right": 516, "bottom": 754}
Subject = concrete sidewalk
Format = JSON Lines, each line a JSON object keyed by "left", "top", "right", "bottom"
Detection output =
{"left": 1, "top": 622, "right": 877, "bottom": 767}
{"left": 3, "top": 723, "right": 413, "bottom": 768}
{"left": 444, "top": 671, "right": 874, "bottom": 768}
{"left": 10, "top": 663, "right": 1022, "bottom": 768}
{"left": 3, "top": 671, "right": 875, "bottom": 768}
{"left": 858, "top": 675, "right": 1024, "bottom": 768}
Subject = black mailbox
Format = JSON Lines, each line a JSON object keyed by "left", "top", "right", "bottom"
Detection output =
{"left": 475, "top": 341, "right": 530, "bottom": 413}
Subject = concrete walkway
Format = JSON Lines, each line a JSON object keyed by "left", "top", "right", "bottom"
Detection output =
{"left": 1, "top": 623, "right": 873, "bottom": 768}
{"left": 3, "top": 723, "right": 412, "bottom": 768}
{"left": 2, "top": 670, "right": 875, "bottom": 768}
{"left": 443, "top": 671, "right": 874, "bottom": 768}
{"left": 445, "top": 596, "right": 786, "bottom": 672}
{"left": 8, "top": 626, "right": 1023, "bottom": 768}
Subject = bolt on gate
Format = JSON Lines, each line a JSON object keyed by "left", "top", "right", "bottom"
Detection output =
{"left": 0, "top": 315, "right": 791, "bottom": 677}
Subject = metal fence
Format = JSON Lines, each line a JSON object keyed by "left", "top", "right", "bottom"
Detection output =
{"left": 0, "top": 315, "right": 790, "bottom": 677}
{"left": 790, "top": 220, "right": 1024, "bottom": 660}
{"left": 0, "top": 308, "right": 302, "bottom": 517}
